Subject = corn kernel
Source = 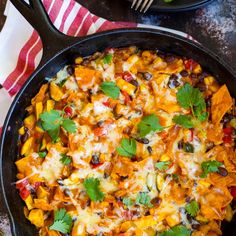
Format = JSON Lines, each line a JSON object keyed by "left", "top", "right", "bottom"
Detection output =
{"left": 75, "top": 57, "right": 83, "bottom": 64}
{"left": 46, "top": 99, "right": 55, "bottom": 112}
{"left": 25, "top": 194, "right": 34, "bottom": 210}
{"left": 116, "top": 78, "right": 136, "bottom": 96}
{"left": 198, "top": 179, "right": 211, "bottom": 188}
{"left": 156, "top": 174, "right": 164, "bottom": 191}
{"left": 142, "top": 50, "right": 151, "bottom": 58}
{"left": 160, "top": 154, "right": 170, "bottom": 162}
{"left": 19, "top": 126, "right": 25, "bottom": 135}
{"left": 193, "top": 64, "right": 202, "bottom": 74}
{"left": 204, "top": 76, "right": 214, "bottom": 85}
{"left": 166, "top": 214, "right": 180, "bottom": 227}
{"left": 127, "top": 55, "right": 139, "bottom": 64}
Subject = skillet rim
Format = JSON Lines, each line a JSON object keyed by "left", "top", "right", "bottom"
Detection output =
{"left": 0, "top": 27, "right": 236, "bottom": 235}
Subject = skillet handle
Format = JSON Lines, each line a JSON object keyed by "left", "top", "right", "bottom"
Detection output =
{"left": 10, "top": 0, "right": 79, "bottom": 65}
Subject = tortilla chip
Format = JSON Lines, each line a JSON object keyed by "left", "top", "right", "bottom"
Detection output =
{"left": 211, "top": 85, "right": 233, "bottom": 124}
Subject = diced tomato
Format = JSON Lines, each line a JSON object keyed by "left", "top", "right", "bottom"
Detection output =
{"left": 93, "top": 127, "right": 107, "bottom": 137}
{"left": 121, "top": 90, "right": 131, "bottom": 104}
{"left": 91, "top": 163, "right": 103, "bottom": 169}
{"left": 122, "top": 210, "right": 133, "bottom": 220}
{"left": 19, "top": 187, "right": 30, "bottom": 200}
{"left": 184, "top": 59, "right": 198, "bottom": 71}
{"left": 223, "top": 127, "right": 233, "bottom": 144}
{"left": 16, "top": 179, "right": 29, "bottom": 190}
{"left": 102, "top": 101, "right": 111, "bottom": 107}
{"left": 64, "top": 106, "right": 73, "bottom": 117}
{"left": 33, "top": 182, "right": 43, "bottom": 191}
{"left": 190, "top": 128, "right": 194, "bottom": 142}
{"left": 122, "top": 72, "right": 133, "bottom": 82}
{"left": 231, "top": 186, "right": 236, "bottom": 199}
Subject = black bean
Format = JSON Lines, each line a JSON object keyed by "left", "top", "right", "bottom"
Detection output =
{"left": 190, "top": 73, "right": 198, "bottom": 79}
{"left": 66, "top": 65, "right": 75, "bottom": 75}
{"left": 147, "top": 146, "right": 152, "bottom": 154}
{"left": 143, "top": 72, "right": 153, "bottom": 81}
{"left": 115, "top": 196, "right": 123, "bottom": 202}
{"left": 130, "top": 79, "right": 139, "bottom": 87}
{"left": 64, "top": 189, "right": 71, "bottom": 196}
{"left": 178, "top": 140, "right": 184, "bottom": 150}
{"left": 90, "top": 154, "right": 100, "bottom": 165}
{"left": 57, "top": 179, "right": 64, "bottom": 186}
{"left": 104, "top": 172, "right": 109, "bottom": 179}
{"left": 196, "top": 82, "right": 206, "bottom": 92}
{"left": 206, "top": 142, "right": 214, "bottom": 152}
{"left": 165, "top": 55, "right": 175, "bottom": 63}
{"left": 168, "top": 74, "right": 180, "bottom": 88}
{"left": 120, "top": 176, "right": 128, "bottom": 180}
{"left": 206, "top": 98, "right": 211, "bottom": 108}
{"left": 186, "top": 213, "right": 193, "bottom": 222}
{"left": 185, "top": 196, "right": 191, "bottom": 203}
{"left": 183, "top": 142, "right": 194, "bottom": 153}
{"left": 136, "top": 137, "right": 149, "bottom": 144}
{"left": 217, "top": 167, "right": 228, "bottom": 177}
{"left": 150, "top": 197, "right": 162, "bottom": 206}
{"left": 20, "top": 131, "right": 29, "bottom": 143}
{"left": 222, "top": 113, "right": 234, "bottom": 124}
{"left": 97, "top": 121, "right": 104, "bottom": 127}
{"left": 198, "top": 72, "right": 208, "bottom": 82}
{"left": 180, "top": 70, "right": 189, "bottom": 77}
{"left": 192, "top": 223, "right": 200, "bottom": 230}
{"left": 86, "top": 199, "right": 91, "bottom": 207}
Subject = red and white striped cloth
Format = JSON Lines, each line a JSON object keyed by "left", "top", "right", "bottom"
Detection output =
{"left": 0, "top": 0, "right": 192, "bottom": 134}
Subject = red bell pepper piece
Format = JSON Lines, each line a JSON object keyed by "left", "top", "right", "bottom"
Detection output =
{"left": 91, "top": 163, "right": 103, "bottom": 169}
{"left": 122, "top": 72, "right": 133, "bottom": 82}
{"left": 64, "top": 106, "right": 73, "bottom": 117}
{"left": 16, "top": 179, "right": 29, "bottom": 190}
{"left": 121, "top": 90, "right": 131, "bottom": 104}
{"left": 231, "top": 186, "right": 236, "bottom": 199}
{"left": 19, "top": 187, "right": 30, "bottom": 200}
{"left": 223, "top": 127, "right": 233, "bottom": 144}
{"left": 184, "top": 59, "right": 198, "bottom": 71}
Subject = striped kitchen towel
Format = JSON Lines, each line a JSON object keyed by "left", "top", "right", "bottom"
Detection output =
{"left": 0, "top": 0, "right": 191, "bottom": 134}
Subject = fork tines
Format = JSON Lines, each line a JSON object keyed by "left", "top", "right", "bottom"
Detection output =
{"left": 131, "top": 0, "right": 154, "bottom": 13}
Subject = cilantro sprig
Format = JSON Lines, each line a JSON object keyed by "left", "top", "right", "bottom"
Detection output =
{"left": 49, "top": 208, "right": 73, "bottom": 234}
{"left": 40, "top": 110, "right": 76, "bottom": 142}
{"left": 185, "top": 200, "right": 199, "bottom": 217}
{"left": 159, "top": 225, "right": 191, "bottom": 236}
{"left": 60, "top": 154, "right": 72, "bottom": 165}
{"left": 138, "top": 114, "right": 163, "bottom": 137}
{"left": 200, "top": 160, "right": 223, "bottom": 178}
{"left": 155, "top": 161, "right": 171, "bottom": 171}
{"left": 136, "top": 192, "right": 153, "bottom": 208}
{"left": 116, "top": 138, "right": 136, "bottom": 158}
{"left": 100, "top": 81, "right": 120, "bottom": 99}
{"left": 173, "top": 83, "right": 208, "bottom": 128}
{"left": 83, "top": 177, "right": 105, "bottom": 202}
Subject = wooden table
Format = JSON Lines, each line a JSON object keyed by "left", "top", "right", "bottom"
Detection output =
{"left": 0, "top": 0, "right": 235, "bottom": 235}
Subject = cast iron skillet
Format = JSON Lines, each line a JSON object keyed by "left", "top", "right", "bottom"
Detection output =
{"left": 126, "top": 0, "right": 215, "bottom": 12}
{"left": 0, "top": 0, "right": 236, "bottom": 235}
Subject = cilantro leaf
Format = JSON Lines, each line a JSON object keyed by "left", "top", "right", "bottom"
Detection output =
{"left": 172, "top": 115, "right": 194, "bottom": 128}
{"left": 159, "top": 225, "right": 191, "bottom": 236}
{"left": 155, "top": 161, "right": 171, "bottom": 171}
{"left": 40, "top": 110, "right": 62, "bottom": 131}
{"left": 116, "top": 138, "right": 136, "bottom": 158}
{"left": 176, "top": 83, "right": 208, "bottom": 122}
{"left": 103, "top": 53, "right": 113, "bottom": 64}
{"left": 83, "top": 177, "right": 105, "bottom": 202}
{"left": 200, "top": 160, "right": 223, "bottom": 178}
{"left": 40, "top": 110, "right": 76, "bottom": 142}
{"left": 137, "top": 114, "right": 163, "bottom": 137}
{"left": 122, "top": 197, "right": 134, "bottom": 207}
{"left": 38, "top": 151, "right": 47, "bottom": 158}
{"left": 60, "top": 154, "right": 72, "bottom": 165}
{"left": 49, "top": 208, "right": 73, "bottom": 234}
{"left": 136, "top": 192, "right": 153, "bottom": 208}
{"left": 62, "top": 118, "right": 76, "bottom": 133}
{"left": 100, "top": 81, "right": 120, "bottom": 99}
{"left": 185, "top": 200, "right": 199, "bottom": 217}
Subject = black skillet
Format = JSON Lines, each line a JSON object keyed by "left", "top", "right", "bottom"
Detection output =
{"left": 0, "top": 0, "right": 236, "bottom": 235}
{"left": 126, "top": 0, "right": 215, "bottom": 12}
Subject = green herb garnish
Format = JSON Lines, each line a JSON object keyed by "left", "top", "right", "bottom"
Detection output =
{"left": 185, "top": 200, "right": 199, "bottom": 217}
{"left": 83, "top": 177, "right": 105, "bottom": 202}
{"left": 173, "top": 83, "right": 208, "bottom": 128}
{"left": 200, "top": 160, "right": 223, "bottom": 178}
{"left": 103, "top": 53, "right": 113, "bottom": 64}
{"left": 49, "top": 208, "right": 73, "bottom": 234}
{"left": 38, "top": 151, "right": 47, "bottom": 158}
{"left": 60, "top": 154, "right": 72, "bottom": 165}
{"left": 116, "top": 138, "right": 136, "bottom": 158}
{"left": 155, "top": 161, "right": 171, "bottom": 171}
{"left": 122, "top": 197, "right": 134, "bottom": 207}
{"left": 136, "top": 192, "right": 153, "bottom": 208}
{"left": 159, "top": 225, "right": 191, "bottom": 236}
{"left": 40, "top": 110, "right": 76, "bottom": 142}
{"left": 100, "top": 81, "right": 120, "bottom": 99}
{"left": 137, "top": 114, "right": 163, "bottom": 137}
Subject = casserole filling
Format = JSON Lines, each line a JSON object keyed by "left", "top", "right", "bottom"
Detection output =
{"left": 16, "top": 47, "right": 236, "bottom": 236}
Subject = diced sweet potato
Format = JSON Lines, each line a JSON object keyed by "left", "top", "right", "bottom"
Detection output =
{"left": 50, "top": 82, "right": 64, "bottom": 101}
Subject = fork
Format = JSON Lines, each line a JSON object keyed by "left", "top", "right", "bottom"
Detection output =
{"left": 131, "top": 0, "right": 154, "bottom": 13}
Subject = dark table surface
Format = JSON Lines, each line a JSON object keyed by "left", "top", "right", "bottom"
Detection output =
{"left": 0, "top": 0, "right": 236, "bottom": 235}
